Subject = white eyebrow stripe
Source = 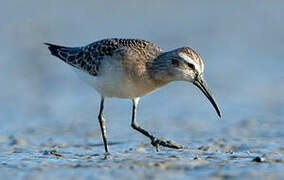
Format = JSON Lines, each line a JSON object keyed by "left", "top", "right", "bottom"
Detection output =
{"left": 178, "top": 52, "right": 201, "bottom": 73}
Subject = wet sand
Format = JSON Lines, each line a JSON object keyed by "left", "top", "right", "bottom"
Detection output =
{"left": 0, "top": 116, "right": 283, "bottom": 180}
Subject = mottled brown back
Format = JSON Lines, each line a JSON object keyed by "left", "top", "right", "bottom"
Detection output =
{"left": 45, "top": 38, "right": 163, "bottom": 76}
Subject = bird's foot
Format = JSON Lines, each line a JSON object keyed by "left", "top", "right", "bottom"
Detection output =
{"left": 102, "top": 152, "right": 111, "bottom": 160}
{"left": 151, "top": 137, "right": 184, "bottom": 152}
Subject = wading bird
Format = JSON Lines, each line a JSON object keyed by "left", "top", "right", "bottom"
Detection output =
{"left": 45, "top": 38, "right": 221, "bottom": 153}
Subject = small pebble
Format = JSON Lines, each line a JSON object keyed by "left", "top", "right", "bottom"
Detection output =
{"left": 8, "top": 136, "right": 27, "bottom": 146}
{"left": 198, "top": 146, "right": 210, "bottom": 151}
{"left": 135, "top": 147, "right": 146, "bottom": 153}
{"left": 193, "top": 156, "right": 200, "bottom": 160}
{"left": 252, "top": 156, "right": 265, "bottom": 162}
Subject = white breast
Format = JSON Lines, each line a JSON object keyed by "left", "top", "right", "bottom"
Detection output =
{"left": 72, "top": 57, "right": 148, "bottom": 99}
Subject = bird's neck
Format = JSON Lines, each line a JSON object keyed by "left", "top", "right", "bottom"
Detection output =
{"left": 147, "top": 60, "right": 172, "bottom": 85}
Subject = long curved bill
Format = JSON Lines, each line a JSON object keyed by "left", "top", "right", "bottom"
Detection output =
{"left": 193, "top": 76, "right": 221, "bottom": 118}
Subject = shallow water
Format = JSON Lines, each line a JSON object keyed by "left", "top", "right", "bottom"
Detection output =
{"left": 0, "top": 0, "right": 283, "bottom": 179}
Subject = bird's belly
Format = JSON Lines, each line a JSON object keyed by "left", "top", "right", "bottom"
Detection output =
{"left": 72, "top": 67, "right": 160, "bottom": 99}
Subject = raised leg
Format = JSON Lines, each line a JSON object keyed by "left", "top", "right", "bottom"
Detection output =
{"left": 130, "top": 98, "right": 184, "bottom": 151}
{"left": 98, "top": 96, "right": 109, "bottom": 153}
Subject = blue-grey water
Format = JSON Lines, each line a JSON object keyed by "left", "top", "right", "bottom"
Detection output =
{"left": 0, "top": 0, "right": 283, "bottom": 179}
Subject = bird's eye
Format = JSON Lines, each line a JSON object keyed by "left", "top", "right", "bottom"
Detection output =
{"left": 187, "top": 63, "right": 195, "bottom": 70}
{"left": 171, "top": 59, "right": 179, "bottom": 66}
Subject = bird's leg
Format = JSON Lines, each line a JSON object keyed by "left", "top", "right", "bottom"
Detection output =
{"left": 131, "top": 98, "right": 184, "bottom": 151}
{"left": 98, "top": 96, "right": 110, "bottom": 154}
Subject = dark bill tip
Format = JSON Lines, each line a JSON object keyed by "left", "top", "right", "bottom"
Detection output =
{"left": 193, "top": 77, "right": 221, "bottom": 118}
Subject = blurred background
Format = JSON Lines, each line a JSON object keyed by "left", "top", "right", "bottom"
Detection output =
{"left": 0, "top": 0, "right": 283, "bottom": 151}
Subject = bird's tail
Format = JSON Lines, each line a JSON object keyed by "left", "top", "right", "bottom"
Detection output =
{"left": 44, "top": 42, "right": 82, "bottom": 67}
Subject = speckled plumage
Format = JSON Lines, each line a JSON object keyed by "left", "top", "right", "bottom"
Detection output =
{"left": 45, "top": 38, "right": 205, "bottom": 98}
{"left": 45, "top": 38, "right": 163, "bottom": 77}
{"left": 45, "top": 38, "right": 221, "bottom": 153}
{"left": 47, "top": 39, "right": 163, "bottom": 98}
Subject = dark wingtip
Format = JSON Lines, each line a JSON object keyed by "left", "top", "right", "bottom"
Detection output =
{"left": 44, "top": 42, "right": 64, "bottom": 56}
{"left": 44, "top": 42, "right": 56, "bottom": 51}
{"left": 44, "top": 42, "right": 56, "bottom": 49}
{"left": 44, "top": 42, "right": 52, "bottom": 46}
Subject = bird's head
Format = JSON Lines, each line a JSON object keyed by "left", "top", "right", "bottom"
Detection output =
{"left": 150, "top": 47, "right": 221, "bottom": 117}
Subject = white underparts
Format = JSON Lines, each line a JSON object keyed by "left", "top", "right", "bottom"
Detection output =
{"left": 72, "top": 57, "right": 162, "bottom": 99}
